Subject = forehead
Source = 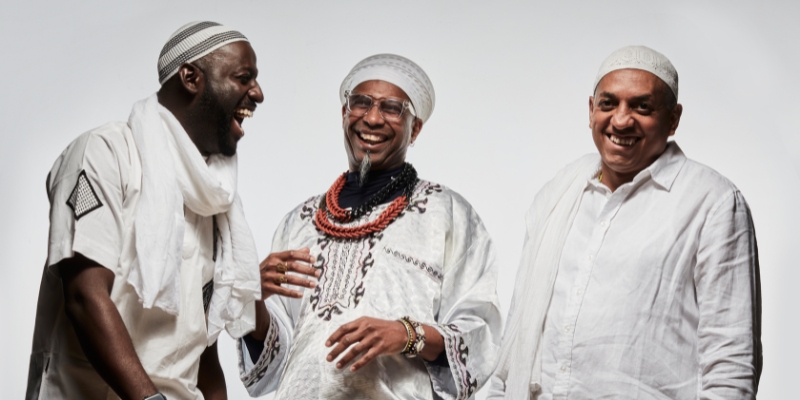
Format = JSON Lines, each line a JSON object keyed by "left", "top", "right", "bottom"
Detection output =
{"left": 595, "top": 69, "right": 665, "bottom": 98}
{"left": 352, "top": 80, "right": 410, "bottom": 101}
{"left": 207, "top": 41, "right": 257, "bottom": 71}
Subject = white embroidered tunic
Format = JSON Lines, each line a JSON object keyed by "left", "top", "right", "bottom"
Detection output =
{"left": 238, "top": 181, "right": 502, "bottom": 400}
{"left": 488, "top": 143, "right": 761, "bottom": 399}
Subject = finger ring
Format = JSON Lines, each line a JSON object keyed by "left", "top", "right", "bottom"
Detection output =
{"left": 276, "top": 262, "right": 288, "bottom": 273}
{"left": 273, "top": 275, "right": 288, "bottom": 285}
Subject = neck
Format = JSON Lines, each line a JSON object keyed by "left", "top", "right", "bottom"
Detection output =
{"left": 157, "top": 91, "right": 210, "bottom": 157}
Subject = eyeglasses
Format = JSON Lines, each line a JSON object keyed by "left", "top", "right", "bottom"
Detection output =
{"left": 345, "top": 90, "right": 416, "bottom": 122}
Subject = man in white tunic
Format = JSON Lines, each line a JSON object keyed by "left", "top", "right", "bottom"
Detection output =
{"left": 490, "top": 46, "right": 762, "bottom": 399}
{"left": 237, "top": 54, "right": 502, "bottom": 399}
{"left": 27, "top": 22, "right": 264, "bottom": 400}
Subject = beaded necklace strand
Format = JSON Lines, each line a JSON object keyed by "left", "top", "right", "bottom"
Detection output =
{"left": 315, "top": 163, "right": 418, "bottom": 239}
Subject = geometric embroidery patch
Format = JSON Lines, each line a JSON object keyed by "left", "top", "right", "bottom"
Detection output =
{"left": 66, "top": 170, "right": 103, "bottom": 220}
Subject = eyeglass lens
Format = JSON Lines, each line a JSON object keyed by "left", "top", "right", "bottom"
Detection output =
{"left": 347, "top": 94, "right": 406, "bottom": 120}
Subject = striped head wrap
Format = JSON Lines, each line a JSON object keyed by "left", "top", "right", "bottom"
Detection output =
{"left": 158, "top": 21, "right": 249, "bottom": 85}
{"left": 340, "top": 54, "right": 436, "bottom": 123}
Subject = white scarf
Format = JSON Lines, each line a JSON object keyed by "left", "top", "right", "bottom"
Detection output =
{"left": 127, "top": 94, "right": 260, "bottom": 344}
{"left": 495, "top": 154, "right": 599, "bottom": 399}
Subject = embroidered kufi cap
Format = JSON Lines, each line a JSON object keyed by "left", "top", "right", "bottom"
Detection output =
{"left": 340, "top": 54, "right": 436, "bottom": 123}
{"left": 158, "top": 21, "right": 249, "bottom": 85}
{"left": 594, "top": 45, "right": 679, "bottom": 99}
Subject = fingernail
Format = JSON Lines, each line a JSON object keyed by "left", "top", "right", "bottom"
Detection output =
{"left": 350, "top": 366, "right": 356, "bottom": 372}
{"left": 336, "top": 363, "right": 342, "bottom": 369}
{"left": 326, "top": 355, "right": 332, "bottom": 361}
{"left": 325, "top": 341, "right": 331, "bottom": 347}
{"left": 310, "top": 282, "right": 317, "bottom": 288}
{"left": 315, "top": 271, "right": 321, "bottom": 277}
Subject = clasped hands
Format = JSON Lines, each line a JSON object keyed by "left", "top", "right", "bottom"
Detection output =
{"left": 259, "top": 248, "right": 418, "bottom": 372}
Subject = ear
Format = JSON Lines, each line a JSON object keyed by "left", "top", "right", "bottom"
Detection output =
{"left": 588, "top": 96, "right": 595, "bottom": 129}
{"left": 668, "top": 104, "right": 683, "bottom": 137}
{"left": 177, "top": 63, "right": 204, "bottom": 96}
{"left": 410, "top": 118, "right": 423, "bottom": 144}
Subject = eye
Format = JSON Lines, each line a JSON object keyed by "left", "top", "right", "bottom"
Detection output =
{"left": 636, "top": 103, "right": 653, "bottom": 113}
{"left": 349, "top": 95, "right": 372, "bottom": 109}
{"left": 597, "top": 99, "right": 614, "bottom": 110}
{"left": 237, "top": 74, "right": 251, "bottom": 85}
{"left": 380, "top": 100, "right": 404, "bottom": 116}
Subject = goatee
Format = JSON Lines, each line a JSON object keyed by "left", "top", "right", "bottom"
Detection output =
{"left": 358, "top": 150, "right": 371, "bottom": 187}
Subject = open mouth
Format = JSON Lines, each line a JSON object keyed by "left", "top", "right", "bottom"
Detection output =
{"left": 606, "top": 133, "right": 639, "bottom": 147}
{"left": 356, "top": 131, "right": 388, "bottom": 145}
{"left": 232, "top": 108, "right": 254, "bottom": 136}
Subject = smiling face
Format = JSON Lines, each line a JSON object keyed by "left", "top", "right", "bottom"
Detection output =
{"left": 188, "top": 41, "right": 264, "bottom": 156}
{"left": 342, "top": 80, "right": 422, "bottom": 172}
{"left": 589, "top": 69, "right": 682, "bottom": 188}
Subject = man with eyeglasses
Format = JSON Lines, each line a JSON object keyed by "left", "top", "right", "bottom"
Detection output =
{"left": 237, "top": 54, "right": 502, "bottom": 399}
{"left": 490, "top": 46, "right": 762, "bottom": 399}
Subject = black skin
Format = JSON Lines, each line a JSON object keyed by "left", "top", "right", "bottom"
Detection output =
{"left": 250, "top": 80, "right": 443, "bottom": 374}
{"left": 59, "top": 41, "right": 263, "bottom": 400}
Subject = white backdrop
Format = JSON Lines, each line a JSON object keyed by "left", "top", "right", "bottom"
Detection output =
{"left": 2, "top": 1, "right": 798, "bottom": 398}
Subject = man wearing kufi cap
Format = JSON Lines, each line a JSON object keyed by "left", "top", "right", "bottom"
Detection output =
{"left": 490, "top": 45, "right": 762, "bottom": 399}
{"left": 27, "top": 21, "right": 267, "bottom": 400}
{"left": 237, "top": 54, "right": 502, "bottom": 399}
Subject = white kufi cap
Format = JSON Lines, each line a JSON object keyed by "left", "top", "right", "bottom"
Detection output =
{"left": 594, "top": 45, "right": 679, "bottom": 99}
{"left": 340, "top": 54, "right": 436, "bottom": 123}
{"left": 158, "top": 21, "right": 249, "bottom": 85}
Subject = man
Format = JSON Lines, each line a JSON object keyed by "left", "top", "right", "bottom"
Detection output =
{"left": 237, "top": 54, "right": 502, "bottom": 399}
{"left": 26, "top": 21, "right": 264, "bottom": 400}
{"left": 490, "top": 45, "right": 763, "bottom": 399}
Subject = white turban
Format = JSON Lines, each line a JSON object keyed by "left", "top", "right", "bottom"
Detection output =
{"left": 158, "top": 21, "right": 249, "bottom": 85}
{"left": 340, "top": 54, "right": 436, "bottom": 123}
{"left": 594, "top": 45, "right": 679, "bottom": 99}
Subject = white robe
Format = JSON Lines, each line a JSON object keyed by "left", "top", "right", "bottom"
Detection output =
{"left": 238, "top": 180, "right": 502, "bottom": 400}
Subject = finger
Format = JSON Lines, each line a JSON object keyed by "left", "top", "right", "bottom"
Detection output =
{"left": 336, "top": 335, "right": 377, "bottom": 369}
{"left": 261, "top": 274, "right": 304, "bottom": 298}
{"left": 350, "top": 347, "right": 381, "bottom": 372}
{"left": 327, "top": 331, "right": 364, "bottom": 363}
{"left": 274, "top": 248, "right": 315, "bottom": 264}
{"left": 281, "top": 273, "right": 317, "bottom": 289}
{"left": 264, "top": 284, "right": 303, "bottom": 299}
{"left": 286, "top": 261, "right": 321, "bottom": 278}
{"left": 326, "top": 320, "right": 357, "bottom": 347}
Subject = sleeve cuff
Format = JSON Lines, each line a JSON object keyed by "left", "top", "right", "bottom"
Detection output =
{"left": 238, "top": 311, "right": 281, "bottom": 388}
{"left": 425, "top": 324, "right": 479, "bottom": 400}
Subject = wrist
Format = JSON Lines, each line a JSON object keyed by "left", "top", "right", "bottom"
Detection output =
{"left": 398, "top": 316, "right": 426, "bottom": 358}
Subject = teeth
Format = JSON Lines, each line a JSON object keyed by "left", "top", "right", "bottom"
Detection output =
{"left": 360, "top": 133, "right": 383, "bottom": 142}
{"left": 609, "top": 135, "right": 636, "bottom": 146}
{"left": 234, "top": 109, "right": 253, "bottom": 118}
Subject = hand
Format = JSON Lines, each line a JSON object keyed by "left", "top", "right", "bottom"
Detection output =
{"left": 325, "top": 316, "right": 410, "bottom": 372}
{"left": 259, "top": 248, "right": 319, "bottom": 300}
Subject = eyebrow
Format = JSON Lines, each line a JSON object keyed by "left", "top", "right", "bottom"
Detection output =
{"left": 597, "top": 92, "right": 653, "bottom": 103}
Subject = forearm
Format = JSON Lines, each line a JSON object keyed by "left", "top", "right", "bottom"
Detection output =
{"left": 65, "top": 289, "right": 156, "bottom": 400}
{"left": 249, "top": 300, "right": 271, "bottom": 341}
{"left": 420, "top": 324, "right": 445, "bottom": 362}
{"left": 197, "top": 342, "right": 227, "bottom": 400}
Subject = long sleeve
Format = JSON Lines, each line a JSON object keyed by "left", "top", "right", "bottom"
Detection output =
{"left": 237, "top": 214, "right": 302, "bottom": 397}
{"left": 424, "top": 199, "right": 503, "bottom": 400}
{"left": 695, "top": 190, "right": 762, "bottom": 399}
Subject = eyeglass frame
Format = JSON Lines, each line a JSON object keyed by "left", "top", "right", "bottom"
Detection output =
{"left": 344, "top": 90, "right": 417, "bottom": 122}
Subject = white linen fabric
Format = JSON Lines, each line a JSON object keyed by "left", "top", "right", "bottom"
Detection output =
{"left": 593, "top": 45, "right": 679, "bottom": 99}
{"left": 237, "top": 181, "right": 502, "bottom": 399}
{"left": 29, "top": 119, "right": 217, "bottom": 399}
{"left": 340, "top": 53, "right": 436, "bottom": 122}
{"left": 157, "top": 21, "right": 248, "bottom": 84}
{"left": 488, "top": 142, "right": 762, "bottom": 399}
{"left": 128, "top": 94, "right": 260, "bottom": 342}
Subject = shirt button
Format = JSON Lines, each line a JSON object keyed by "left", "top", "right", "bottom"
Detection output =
{"left": 587, "top": 254, "right": 593, "bottom": 261}
{"left": 564, "top": 325, "right": 572, "bottom": 333}
{"left": 600, "top": 221, "right": 607, "bottom": 227}
{"left": 560, "top": 364, "right": 568, "bottom": 373}
{"left": 575, "top": 288, "right": 583, "bottom": 296}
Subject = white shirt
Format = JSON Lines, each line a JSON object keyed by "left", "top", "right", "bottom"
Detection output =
{"left": 489, "top": 142, "right": 761, "bottom": 399}
{"left": 27, "top": 121, "right": 217, "bottom": 399}
{"left": 238, "top": 181, "right": 503, "bottom": 400}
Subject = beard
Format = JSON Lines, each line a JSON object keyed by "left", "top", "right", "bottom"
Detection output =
{"left": 193, "top": 83, "right": 238, "bottom": 156}
{"left": 358, "top": 150, "right": 371, "bottom": 187}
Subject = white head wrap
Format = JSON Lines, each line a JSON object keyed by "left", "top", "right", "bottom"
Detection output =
{"left": 594, "top": 45, "right": 679, "bottom": 99}
{"left": 158, "top": 21, "right": 249, "bottom": 85}
{"left": 340, "top": 54, "right": 436, "bottom": 123}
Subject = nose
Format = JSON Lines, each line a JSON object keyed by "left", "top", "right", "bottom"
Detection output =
{"left": 249, "top": 80, "right": 265, "bottom": 104}
{"left": 611, "top": 104, "right": 634, "bottom": 130}
{"left": 362, "top": 102, "right": 385, "bottom": 126}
